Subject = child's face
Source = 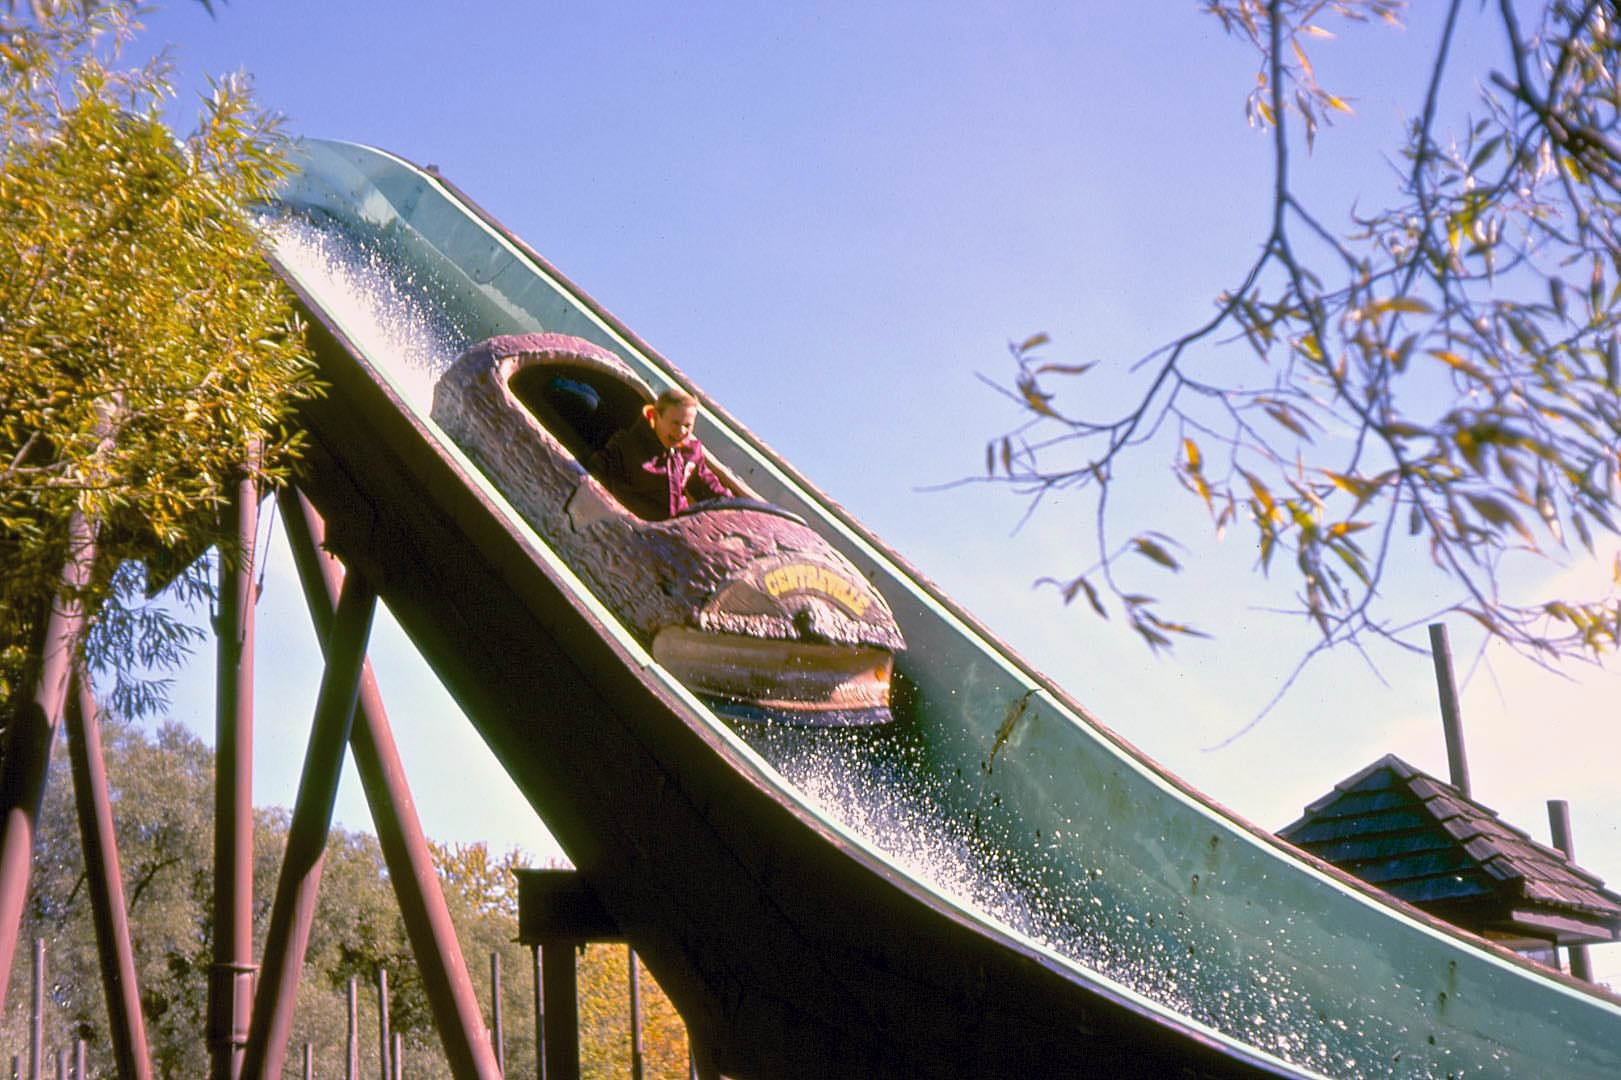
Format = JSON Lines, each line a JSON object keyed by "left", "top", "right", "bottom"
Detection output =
{"left": 651, "top": 402, "right": 698, "bottom": 448}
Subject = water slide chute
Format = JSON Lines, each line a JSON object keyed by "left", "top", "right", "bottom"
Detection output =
{"left": 266, "top": 139, "right": 1621, "bottom": 1079}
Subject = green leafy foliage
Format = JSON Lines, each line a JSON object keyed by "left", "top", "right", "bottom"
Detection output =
{"left": 985, "top": 0, "right": 1621, "bottom": 671}
{"left": 0, "top": 0, "right": 316, "bottom": 714}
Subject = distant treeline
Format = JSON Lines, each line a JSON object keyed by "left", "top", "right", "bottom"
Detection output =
{"left": 1, "top": 717, "right": 691, "bottom": 1077}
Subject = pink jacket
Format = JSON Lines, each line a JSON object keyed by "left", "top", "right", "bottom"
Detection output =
{"left": 586, "top": 420, "right": 730, "bottom": 521}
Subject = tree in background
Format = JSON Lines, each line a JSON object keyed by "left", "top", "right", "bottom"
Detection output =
{"left": 0, "top": 0, "right": 315, "bottom": 717}
{"left": 431, "top": 840, "right": 693, "bottom": 1078}
{"left": 985, "top": 0, "right": 1621, "bottom": 689}
{"left": 1, "top": 717, "right": 696, "bottom": 1077}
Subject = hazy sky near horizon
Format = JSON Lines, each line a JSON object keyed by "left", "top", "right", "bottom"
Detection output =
{"left": 121, "top": 1, "right": 1619, "bottom": 983}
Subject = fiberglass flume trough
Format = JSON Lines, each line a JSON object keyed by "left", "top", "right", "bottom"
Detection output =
{"left": 266, "top": 139, "right": 1621, "bottom": 1079}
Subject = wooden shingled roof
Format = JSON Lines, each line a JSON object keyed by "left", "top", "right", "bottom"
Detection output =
{"left": 1278, "top": 753, "right": 1621, "bottom": 950}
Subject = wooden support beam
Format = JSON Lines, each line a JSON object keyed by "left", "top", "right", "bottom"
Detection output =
{"left": 240, "top": 571, "right": 377, "bottom": 1080}
{"left": 515, "top": 870, "right": 620, "bottom": 944}
{"left": 279, "top": 490, "right": 501, "bottom": 1079}
{"left": 1546, "top": 800, "right": 1595, "bottom": 982}
{"left": 517, "top": 870, "right": 622, "bottom": 1080}
{"left": 0, "top": 514, "right": 96, "bottom": 1012}
{"left": 209, "top": 468, "right": 259, "bottom": 1080}
{"left": 65, "top": 673, "right": 152, "bottom": 1080}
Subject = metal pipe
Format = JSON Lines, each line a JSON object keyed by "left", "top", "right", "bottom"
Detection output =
{"left": 1547, "top": 800, "right": 1595, "bottom": 982}
{"left": 627, "top": 948, "right": 643, "bottom": 1080}
{"left": 303, "top": 1043, "right": 313, "bottom": 1080}
{"left": 1427, "top": 623, "right": 1471, "bottom": 796}
{"left": 240, "top": 572, "right": 377, "bottom": 1080}
{"left": 73, "top": 1042, "right": 83, "bottom": 1080}
{"left": 278, "top": 491, "right": 503, "bottom": 1078}
{"left": 391, "top": 1033, "right": 402, "bottom": 1080}
{"left": 210, "top": 469, "right": 260, "bottom": 1080}
{"left": 0, "top": 515, "right": 96, "bottom": 1010}
{"left": 64, "top": 673, "right": 152, "bottom": 1080}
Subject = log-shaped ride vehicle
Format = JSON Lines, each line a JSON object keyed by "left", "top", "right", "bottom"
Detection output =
{"left": 431, "top": 333, "right": 904, "bottom": 725}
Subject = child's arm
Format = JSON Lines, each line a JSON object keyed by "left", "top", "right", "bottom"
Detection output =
{"left": 686, "top": 444, "right": 733, "bottom": 503}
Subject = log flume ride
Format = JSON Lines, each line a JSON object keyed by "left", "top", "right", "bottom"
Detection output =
{"left": 266, "top": 139, "right": 1621, "bottom": 1079}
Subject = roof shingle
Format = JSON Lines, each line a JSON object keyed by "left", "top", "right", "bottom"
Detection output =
{"left": 1278, "top": 754, "right": 1621, "bottom": 944}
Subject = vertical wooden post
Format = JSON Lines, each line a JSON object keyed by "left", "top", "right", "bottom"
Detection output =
{"left": 488, "top": 951, "right": 504, "bottom": 1076}
{"left": 1547, "top": 799, "right": 1595, "bottom": 981}
{"left": 30, "top": 937, "right": 43, "bottom": 1080}
{"left": 376, "top": 968, "right": 391, "bottom": 1080}
{"left": 211, "top": 467, "right": 260, "bottom": 1080}
{"left": 627, "top": 948, "right": 644, "bottom": 1080}
{"left": 64, "top": 672, "right": 152, "bottom": 1080}
{"left": 280, "top": 492, "right": 501, "bottom": 1078}
{"left": 240, "top": 573, "right": 377, "bottom": 1080}
{"left": 541, "top": 943, "right": 579, "bottom": 1080}
{"left": 1427, "top": 624, "right": 1471, "bottom": 796}
{"left": 531, "top": 946, "right": 545, "bottom": 1080}
{"left": 0, "top": 515, "right": 96, "bottom": 1012}
{"left": 346, "top": 977, "right": 358, "bottom": 1080}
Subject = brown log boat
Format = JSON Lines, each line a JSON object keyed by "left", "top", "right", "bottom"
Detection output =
{"left": 431, "top": 332, "right": 904, "bottom": 726}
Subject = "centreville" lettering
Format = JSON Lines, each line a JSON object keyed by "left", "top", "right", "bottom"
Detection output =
{"left": 761, "top": 563, "right": 871, "bottom": 618}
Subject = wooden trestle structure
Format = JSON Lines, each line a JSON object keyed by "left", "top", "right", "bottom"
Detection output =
{"left": 0, "top": 481, "right": 542, "bottom": 1078}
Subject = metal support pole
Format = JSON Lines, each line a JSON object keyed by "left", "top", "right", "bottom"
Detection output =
{"left": 489, "top": 952, "right": 504, "bottom": 1076}
{"left": 303, "top": 1043, "right": 313, "bottom": 1080}
{"left": 211, "top": 468, "right": 260, "bottom": 1080}
{"left": 377, "top": 968, "right": 391, "bottom": 1080}
{"left": 627, "top": 948, "right": 644, "bottom": 1080}
{"left": 72, "top": 1042, "right": 83, "bottom": 1080}
{"left": 240, "top": 572, "right": 377, "bottom": 1080}
{"left": 279, "top": 491, "right": 502, "bottom": 1078}
{"left": 541, "top": 943, "right": 579, "bottom": 1080}
{"left": 0, "top": 515, "right": 96, "bottom": 1010}
{"left": 64, "top": 673, "right": 152, "bottom": 1080}
{"left": 391, "top": 1033, "right": 401, "bottom": 1080}
{"left": 531, "top": 946, "right": 545, "bottom": 1080}
{"left": 1547, "top": 799, "right": 1595, "bottom": 982}
{"left": 1427, "top": 623, "right": 1471, "bottom": 797}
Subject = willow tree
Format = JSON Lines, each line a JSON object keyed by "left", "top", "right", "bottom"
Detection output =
{"left": 0, "top": 0, "right": 315, "bottom": 716}
{"left": 986, "top": 0, "right": 1621, "bottom": 678}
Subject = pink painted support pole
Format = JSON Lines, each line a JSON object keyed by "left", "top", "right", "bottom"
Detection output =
{"left": 64, "top": 672, "right": 152, "bottom": 1080}
{"left": 239, "top": 570, "right": 376, "bottom": 1080}
{"left": 210, "top": 468, "right": 260, "bottom": 1080}
{"left": 0, "top": 513, "right": 96, "bottom": 1014}
{"left": 279, "top": 490, "right": 502, "bottom": 1078}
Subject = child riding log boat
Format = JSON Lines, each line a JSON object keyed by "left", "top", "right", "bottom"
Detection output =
{"left": 430, "top": 333, "right": 905, "bottom": 726}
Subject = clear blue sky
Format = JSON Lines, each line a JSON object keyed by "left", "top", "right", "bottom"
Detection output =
{"left": 128, "top": 2, "right": 1619, "bottom": 983}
